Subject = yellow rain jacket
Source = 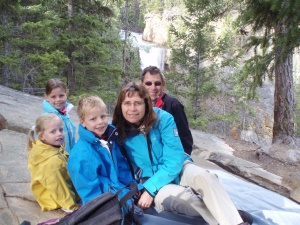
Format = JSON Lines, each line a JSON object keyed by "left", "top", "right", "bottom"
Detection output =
{"left": 28, "top": 139, "right": 79, "bottom": 211}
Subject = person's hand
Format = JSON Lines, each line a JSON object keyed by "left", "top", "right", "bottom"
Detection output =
{"left": 133, "top": 190, "right": 142, "bottom": 205}
{"left": 137, "top": 191, "right": 154, "bottom": 209}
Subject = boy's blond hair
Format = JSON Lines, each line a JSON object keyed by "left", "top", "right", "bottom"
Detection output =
{"left": 77, "top": 95, "right": 107, "bottom": 121}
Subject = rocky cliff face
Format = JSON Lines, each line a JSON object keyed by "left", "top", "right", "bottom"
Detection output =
{"left": 142, "top": 7, "right": 181, "bottom": 71}
{"left": 142, "top": 7, "right": 182, "bottom": 46}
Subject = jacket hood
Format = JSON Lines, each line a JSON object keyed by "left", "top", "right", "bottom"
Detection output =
{"left": 29, "top": 139, "right": 61, "bottom": 166}
{"left": 43, "top": 100, "right": 59, "bottom": 114}
{"left": 78, "top": 124, "right": 119, "bottom": 145}
{"left": 124, "top": 127, "right": 141, "bottom": 137}
{"left": 42, "top": 100, "right": 71, "bottom": 117}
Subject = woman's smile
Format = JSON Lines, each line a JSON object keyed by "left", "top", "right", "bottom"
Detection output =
{"left": 122, "top": 93, "right": 145, "bottom": 125}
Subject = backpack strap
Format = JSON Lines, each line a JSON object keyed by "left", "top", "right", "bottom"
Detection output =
{"left": 118, "top": 183, "right": 142, "bottom": 225}
{"left": 146, "top": 133, "right": 154, "bottom": 164}
{"left": 118, "top": 138, "right": 135, "bottom": 178}
{"left": 118, "top": 182, "right": 138, "bottom": 207}
{"left": 118, "top": 133, "right": 154, "bottom": 181}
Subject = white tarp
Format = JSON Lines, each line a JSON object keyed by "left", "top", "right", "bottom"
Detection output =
{"left": 142, "top": 170, "right": 300, "bottom": 225}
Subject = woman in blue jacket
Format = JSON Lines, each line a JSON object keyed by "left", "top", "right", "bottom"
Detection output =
{"left": 112, "top": 82, "right": 252, "bottom": 225}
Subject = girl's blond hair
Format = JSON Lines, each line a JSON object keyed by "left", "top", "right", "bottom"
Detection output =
{"left": 25, "top": 114, "right": 61, "bottom": 157}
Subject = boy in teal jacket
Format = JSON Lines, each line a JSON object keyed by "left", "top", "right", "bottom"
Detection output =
{"left": 67, "top": 95, "right": 143, "bottom": 205}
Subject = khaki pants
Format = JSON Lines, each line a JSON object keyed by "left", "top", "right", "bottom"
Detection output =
{"left": 154, "top": 161, "right": 243, "bottom": 225}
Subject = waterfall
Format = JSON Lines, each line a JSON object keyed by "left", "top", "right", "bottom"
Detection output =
{"left": 120, "top": 31, "right": 165, "bottom": 71}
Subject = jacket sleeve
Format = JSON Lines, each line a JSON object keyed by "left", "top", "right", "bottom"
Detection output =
{"left": 164, "top": 97, "right": 193, "bottom": 155}
{"left": 143, "top": 110, "right": 185, "bottom": 196}
{"left": 41, "top": 158, "right": 78, "bottom": 210}
{"left": 67, "top": 147, "right": 112, "bottom": 204}
{"left": 114, "top": 143, "right": 137, "bottom": 185}
{"left": 113, "top": 151, "right": 137, "bottom": 204}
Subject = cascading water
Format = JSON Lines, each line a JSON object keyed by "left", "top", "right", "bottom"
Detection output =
{"left": 120, "top": 31, "right": 165, "bottom": 70}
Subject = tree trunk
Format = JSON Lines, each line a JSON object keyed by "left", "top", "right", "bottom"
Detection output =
{"left": 194, "top": 50, "right": 201, "bottom": 119}
{"left": 2, "top": 8, "right": 9, "bottom": 86}
{"left": 132, "top": 0, "right": 140, "bottom": 32}
{"left": 272, "top": 21, "right": 295, "bottom": 144}
{"left": 121, "top": 0, "right": 130, "bottom": 86}
{"left": 273, "top": 45, "right": 294, "bottom": 144}
{"left": 66, "top": 0, "right": 75, "bottom": 94}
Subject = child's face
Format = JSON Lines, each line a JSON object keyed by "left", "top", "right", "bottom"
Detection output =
{"left": 39, "top": 118, "right": 64, "bottom": 146}
{"left": 45, "top": 87, "right": 67, "bottom": 110}
{"left": 81, "top": 106, "right": 108, "bottom": 137}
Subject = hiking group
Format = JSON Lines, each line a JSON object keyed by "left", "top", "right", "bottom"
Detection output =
{"left": 25, "top": 66, "right": 253, "bottom": 225}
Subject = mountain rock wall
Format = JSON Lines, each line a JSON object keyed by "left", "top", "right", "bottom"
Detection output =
{"left": 142, "top": 7, "right": 182, "bottom": 46}
{"left": 142, "top": 7, "right": 181, "bottom": 70}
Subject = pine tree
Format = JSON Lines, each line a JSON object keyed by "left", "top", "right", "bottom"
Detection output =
{"left": 169, "top": 0, "right": 222, "bottom": 120}
{"left": 5, "top": 0, "right": 125, "bottom": 100}
{"left": 119, "top": 0, "right": 145, "bottom": 85}
{"left": 238, "top": 0, "right": 300, "bottom": 144}
{"left": 0, "top": 0, "right": 20, "bottom": 87}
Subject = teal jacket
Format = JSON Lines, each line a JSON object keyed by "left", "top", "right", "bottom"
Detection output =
{"left": 42, "top": 100, "right": 76, "bottom": 153}
{"left": 123, "top": 108, "right": 191, "bottom": 197}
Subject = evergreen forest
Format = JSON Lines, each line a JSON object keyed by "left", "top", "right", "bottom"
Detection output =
{"left": 1, "top": 0, "right": 300, "bottom": 145}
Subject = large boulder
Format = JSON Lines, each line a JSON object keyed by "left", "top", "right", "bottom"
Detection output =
{"left": 0, "top": 113, "right": 7, "bottom": 131}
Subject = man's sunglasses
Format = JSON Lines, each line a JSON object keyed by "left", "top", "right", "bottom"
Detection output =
{"left": 144, "top": 81, "right": 162, "bottom": 86}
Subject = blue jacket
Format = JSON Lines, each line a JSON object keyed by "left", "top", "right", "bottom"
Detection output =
{"left": 67, "top": 124, "right": 141, "bottom": 204}
{"left": 42, "top": 100, "right": 76, "bottom": 153}
{"left": 123, "top": 108, "right": 192, "bottom": 197}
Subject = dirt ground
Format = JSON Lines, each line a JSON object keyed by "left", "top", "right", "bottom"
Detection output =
{"left": 223, "top": 137, "right": 300, "bottom": 199}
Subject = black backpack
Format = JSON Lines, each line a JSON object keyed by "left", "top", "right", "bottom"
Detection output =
{"left": 56, "top": 183, "right": 139, "bottom": 225}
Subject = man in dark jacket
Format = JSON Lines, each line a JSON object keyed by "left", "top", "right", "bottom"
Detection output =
{"left": 140, "top": 66, "right": 193, "bottom": 155}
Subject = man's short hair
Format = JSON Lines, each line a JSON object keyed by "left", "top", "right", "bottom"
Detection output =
{"left": 141, "top": 66, "right": 165, "bottom": 83}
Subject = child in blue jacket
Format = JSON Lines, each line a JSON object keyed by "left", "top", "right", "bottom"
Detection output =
{"left": 43, "top": 78, "right": 76, "bottom": 153}
{"left": 67, "top": 95, "right": 143, "bottom": 206}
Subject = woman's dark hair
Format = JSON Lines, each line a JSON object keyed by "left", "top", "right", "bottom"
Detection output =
{"left": 112, "top": 82, "right": 156, "bottom": 139}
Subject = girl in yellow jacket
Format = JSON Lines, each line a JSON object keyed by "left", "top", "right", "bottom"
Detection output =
{"left": 26, "top": 114, "right": 79, "bottom": 212}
